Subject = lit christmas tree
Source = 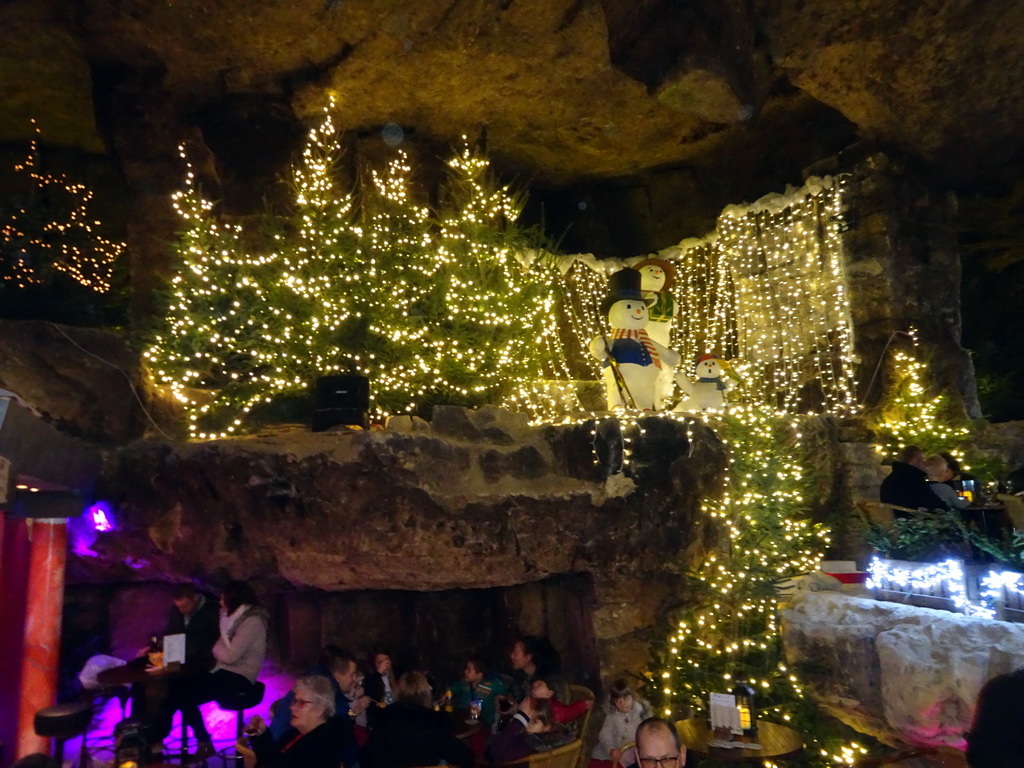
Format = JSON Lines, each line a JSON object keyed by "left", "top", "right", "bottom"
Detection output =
{"left": 874, "top": 341, "right": 970, "bottom": 463}
{"left": 0, "top": 120, "right": 124, "bottom": 319}
{"left": 657, "top": 406, "right": 872, "bottom": 766}
{"left": 146, "top": 105, "right": 563, "bottom": 437}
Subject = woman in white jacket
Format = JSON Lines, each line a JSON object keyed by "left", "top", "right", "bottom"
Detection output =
{"left": 589, "top": 680, "right": 652, "bottom": 768}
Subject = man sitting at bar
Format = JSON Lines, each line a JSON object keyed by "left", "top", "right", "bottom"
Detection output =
{"left": 880, "top": 445, "right": 947, "bottom": 517}
{"left": 167, "top": 583, "right": 220, "bottom": 666}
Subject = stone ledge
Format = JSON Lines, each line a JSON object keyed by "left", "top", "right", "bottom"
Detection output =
{"left": 781, "top": 589, "right": 1024, "bottom": 747}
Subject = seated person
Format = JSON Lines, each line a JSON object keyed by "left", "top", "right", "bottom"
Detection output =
{"left": 531, "top": 678, "right": 592, "bottom": 724}
{"left": 508, "top": 636, "right": 569, "bottom": 704}
{"left": 938, "top": 452, "right": 975, "bottom": 488}
{"left": 364, "top": 650, "right": 398, "bottom": 706}
{"left": 880, "top": 445, "right": 946, "bottom": 516}
{"left": 166, "top": 582, "right": 220, "bottom": 667}
{"left": 451, "top": 654, "right": 509, "bottom": 725}
{"left": 629, "top": 718, "right": 684, "bottom": 768}
{"left": 965, "top": 668, "right": 1024, "bottom": 768}
{"left": 238, "top": 675, "right": 351, "bottom": 768}
{"left": 924, "top": 455, "right": 970, "bottom": 509}
{"left": 360, "top": 671, "right": 473, "bottom": 768}
{"left": 268, "top": 645, "right": 364, "bottom": 768}
{"left": 486, "top": 698, "right": 574, "bottom": 762}
{"left": 589, "top": 681, "right": 651, "bottom": 768}
{"left": 156, "top": 580, "right": 269, "bottom": 757}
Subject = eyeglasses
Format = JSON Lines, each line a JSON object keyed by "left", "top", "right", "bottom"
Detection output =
{"left": 291, "top": 697, "right": 315, "bottom": 708}
{"left": 639, "top": 756, "right": 679, "bottom": 768}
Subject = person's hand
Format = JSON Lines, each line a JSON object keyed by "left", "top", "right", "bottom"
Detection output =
{"left": 244, "top": 715, "right": 267, "bottom": 736}
{"left": 519, "top": 696, "right": 536, "bottom": 719}
{"left": 584, "top": 700, "right": 594, "bottom": 711}
{"left": 610, "top": 748, "right": 623, "bottom": 765}
{"left": 235, "top": 738, "right": 257, "bottom": 768}
{"left": 351, "top": 695, "right": 372, "bottom": 716}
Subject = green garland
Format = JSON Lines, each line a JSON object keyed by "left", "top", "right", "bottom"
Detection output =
{"left": 655, "top": 406, "right": 876, "bottom": 766}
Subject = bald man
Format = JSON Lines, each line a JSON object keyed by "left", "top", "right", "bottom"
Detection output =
{"left": 634, "top": 718, "right": 686, "bottom": 768}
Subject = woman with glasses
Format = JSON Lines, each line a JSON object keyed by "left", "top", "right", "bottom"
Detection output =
{"left": 238, "top": 676, "right": 350, "bottom": 768}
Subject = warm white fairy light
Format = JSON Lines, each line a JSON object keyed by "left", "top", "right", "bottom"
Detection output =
{"left": 1, "top": 119, "right": 122, "bottom": 293}
{"left": 146, "top": 104, "right": 574, "bottom": 438}
{"left": 560, "top": 176, "right": 858, "bottom": 417}
{"left": 874, "top": 335, "right": 970, "bottom": 465}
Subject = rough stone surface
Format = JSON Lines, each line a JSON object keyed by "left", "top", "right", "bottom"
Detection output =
{"left": 3, "top": 0, "right": 1024, "bottom": 269}
{"left": 0, "top": 320, "right": 150, "bottom": 444}
{"left": 76, "top": 410, "right": 727, "bottom": 680}
{"left": 840, "top": 151, "right": 981, "bottom": 418}
{"left": 782, "top": 590, "right": 1024, "bottom": 747}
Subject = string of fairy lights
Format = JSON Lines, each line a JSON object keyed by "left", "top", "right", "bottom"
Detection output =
{"left": 559, "top": 175, "right": 859, "bottom": 418}
{"left": 0, "top": 119, "right": 121, "bottom": 293}
{"left": 145, "top": 101, "right": 574, "bottom": 438}
{"left": 658, "top": 404, "right": 870, "bottom": 766}
{"left": 873, "top": 336, "right": 970, "bottom": 466}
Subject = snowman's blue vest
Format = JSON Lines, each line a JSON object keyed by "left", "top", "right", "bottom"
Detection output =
{"left": 603, "top": 338, "right": 654, "bottom": 369}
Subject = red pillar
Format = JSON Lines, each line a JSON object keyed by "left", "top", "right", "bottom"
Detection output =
{"left": 0, "top": 514, "right": 32, "bottom": 767}
{"left": 15, "top": 518, "right": 68, "bottom": 759}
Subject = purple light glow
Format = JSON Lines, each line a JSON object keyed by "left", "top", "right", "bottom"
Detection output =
{"left": 67, "top": 661, "right": 295, "bottom": 759}
{"left": 89, "top": 501, "right": 116, "bottom": 532}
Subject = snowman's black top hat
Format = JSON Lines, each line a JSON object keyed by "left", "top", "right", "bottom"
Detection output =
{"left": 600, "top": 268, "right": 651, "bottom": 315}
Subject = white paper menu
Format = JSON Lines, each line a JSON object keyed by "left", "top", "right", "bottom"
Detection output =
{"left": 163, "top": 633, "right": 186, "bottom": 665}
{"left": 709, "top": 693, "right": 742, "bottom": 734}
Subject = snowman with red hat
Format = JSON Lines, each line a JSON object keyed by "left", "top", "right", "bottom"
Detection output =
{"left": 674, "top": 353, "right": 737, "bottom": 412}
{"left": 589, "top": 268, "right": 680, "bottom": 411}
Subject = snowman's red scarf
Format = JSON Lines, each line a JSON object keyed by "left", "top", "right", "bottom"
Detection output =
{"left": 611, "top": 328, "right": 663, "bottom": 369}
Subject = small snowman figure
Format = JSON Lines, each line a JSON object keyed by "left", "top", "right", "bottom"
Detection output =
{"left": 634, "top": 258, "right": 677, "bottom": 408}
{"left": 633, "top": 258, "right": 676, "bottom": 347}
{"left": 589, "top": 268, "right": 680, "bottom": 411}
{"left": 674, "top": 353, "right": 736, "bottom": 412}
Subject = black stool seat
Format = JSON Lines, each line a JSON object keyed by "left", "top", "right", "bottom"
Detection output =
{"left": 215, "top": 682, "right": 265, "bottom": 712}
{"left": 34, "top": 701, "right": 94, "bottom": 738}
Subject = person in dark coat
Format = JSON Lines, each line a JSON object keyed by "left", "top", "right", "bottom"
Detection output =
{"left": 239, "top": 675, "right": 352, "bottom": 768}
{"left": 166, "top": 583, "right": 221, "bottom": 667}
{"left": 879, "top": 445, "right": 945, "bottom": 517}
{"left": 360, "top": 672, "right": 473, "bottom": 768}
{"left": 363, "top": 650, "right": 398, "bottom": 706}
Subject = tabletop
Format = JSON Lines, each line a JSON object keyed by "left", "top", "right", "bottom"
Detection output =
{"left": 96, "top": 657, "right": 201, "bottom": 687}
{"left": 674, "top": 718, "right": 804, "bottom": 764}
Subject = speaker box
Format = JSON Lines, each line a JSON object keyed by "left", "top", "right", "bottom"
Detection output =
{"left": 312, "top": 375, "right": 370, "bottom": 432}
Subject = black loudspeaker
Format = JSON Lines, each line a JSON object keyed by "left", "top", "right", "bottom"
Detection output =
{"left": 312, "top": 375, "right": 370, "bottom": 432}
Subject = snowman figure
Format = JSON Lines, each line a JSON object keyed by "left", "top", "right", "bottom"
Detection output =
{"left": 634, "top": 258, "right": 677, "bottom": 407}
{"left": 633, "top": 258, "right": 676, "bottom": 347}
{"left": 589, "top": 268, "right": 680, "bottom": 411}
{"left": 674, "top": 353, "right": 734, "bottom": 413}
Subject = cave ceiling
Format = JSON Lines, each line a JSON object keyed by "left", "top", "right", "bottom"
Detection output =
{"left": 2, "top": 0, "right": 1023, "bottom": 193}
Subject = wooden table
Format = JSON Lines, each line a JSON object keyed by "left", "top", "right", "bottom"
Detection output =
{"left": 97, "top": 658, "right": 205, "bottom": 761}
{"left": 674, "top": 719, "right": 803, "bottom": 765}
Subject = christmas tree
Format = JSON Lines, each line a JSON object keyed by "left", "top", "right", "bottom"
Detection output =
{"left": 0, "top": 120, "right": 124, "bottom": 321}
{"left": 657, "top": 406, "right": 872, "bottom": 766}
{"left": 146, "top": 105, "right": 563, "bottom": 437}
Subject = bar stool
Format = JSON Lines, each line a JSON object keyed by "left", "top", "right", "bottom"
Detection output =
{"left": 215, "top": 682, "right": 265, "bottom": 768}
{"left": 33, "top": 700, "right": 93, "bottom": 766}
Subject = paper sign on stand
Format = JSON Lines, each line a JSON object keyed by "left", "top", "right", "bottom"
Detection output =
{"left": 709, "top": 693, "right": 742, "bottom": 734}
{"left": 163, "top": 633, "right": 186, "bottom": 665}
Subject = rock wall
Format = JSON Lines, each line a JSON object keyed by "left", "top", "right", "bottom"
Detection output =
{"left": 837, "top": 150, "right": 981, "bottom": 418}
{"left": 782, "top": 589, "right": 1024, "bottom": 747}
{"left": 77, "top": 406, "right": 728, "bottom": 684}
